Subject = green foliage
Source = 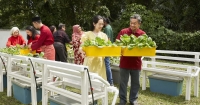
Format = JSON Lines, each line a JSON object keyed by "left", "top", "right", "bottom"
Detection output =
{"left": 115, "top": 34, "right": 156, "bottom": 50}
{"left": 0, "top": 0, "right": 110, "bottom": 32}
{"left": 152, "top": 0, "right": 200, "bottom": 32}
{"left": 0, "top": 0, "right": 200, "bottom": 33}
{"left": 112, "top": 3, "right": 165, "bottom": 40}
{"left": 151, "top": 26, "right": 200, "bottom": 51}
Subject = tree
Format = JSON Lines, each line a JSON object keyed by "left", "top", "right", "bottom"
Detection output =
{"left": 112, "top": 3, "right": 164, "bottom": 39}
{"left": 152, "top": 0, "right": 200, "bottom": 32}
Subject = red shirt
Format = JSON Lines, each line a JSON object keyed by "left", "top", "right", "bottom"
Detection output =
{"left": 27, "top": 35, "right": 41, "bottom": 53}
{"left": 27, "top": 34, "right": 40, "bottom": 44}
{"left": 6, "top": 35, "right": 26, "bottom": 47}
{"left": 31, "top": 25, "right": 54, "bottom": 50}
{"left": 116, "top": 28, "right": 146, "bottom": 70}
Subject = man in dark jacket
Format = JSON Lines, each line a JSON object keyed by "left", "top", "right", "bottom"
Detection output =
{"left": 53, "top": 23, "right": 71, "bottom": 62}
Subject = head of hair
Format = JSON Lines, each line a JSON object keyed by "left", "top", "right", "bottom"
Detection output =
{"left": 10, "top": 27, "right": 20, "bottom": 35}
{"left": 26, "top": 26, "right": 39, "bottom": 40}
{"left": 73, "top": 25, "right": 80, "bottom": 33}
{"left": 91, "top": 15, "right": 103, "bottom": 30}
{"left": 58, "top": 23, "right": 65, "bottom": 30}
{"left": 130, "top": 14, "right": 142, "bottom": 23}
{"left": 49, "top": 25, "right": 56, "bottom": 34}
{"left": 103, "top": 17, "right": 110, "bottom": 24}
{"left": 32, "top": 15, "right": 42, "bottom": 23}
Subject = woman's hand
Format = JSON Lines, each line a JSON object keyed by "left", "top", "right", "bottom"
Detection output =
{"left": 28, "top": 43, "right": 32, "bottom": 48}
{"left": 69, "top": 41, "right": 73, "bottom": 45}
{"left": 20, "top": 44, "right": 25, "bottom": 48}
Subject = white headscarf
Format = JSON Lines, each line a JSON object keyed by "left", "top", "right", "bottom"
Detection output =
{"left": 10, "top": 27, "right": 20, "bottom": 35}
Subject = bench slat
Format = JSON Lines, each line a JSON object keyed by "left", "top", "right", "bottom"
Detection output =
{"left": 150, "top": 56, "right": 197, "bottom": 62}
{"left": 143, "top": 61, "right": 192, "bottom": 69}
{"left": 142, "top": 67, "right": 192, "bottom": 77}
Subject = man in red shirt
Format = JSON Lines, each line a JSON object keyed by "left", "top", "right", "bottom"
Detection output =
{"left": 116, "top": 14, "right": 145, "bottom": 105}
{"left": 30, "top": 16, "right": 55, "bottom": 60}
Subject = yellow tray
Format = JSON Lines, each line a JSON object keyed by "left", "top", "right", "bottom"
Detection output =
{"left": 82, "top": 46, "right": 121, "bottom": 57}
{"left": 20, "top": 49, "right": 36, "bottom": 55}
{"left": 122, "top": 47, "right": 156, "bottom": 56}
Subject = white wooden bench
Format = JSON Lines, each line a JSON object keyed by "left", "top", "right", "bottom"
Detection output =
{"left": 142, "top": 50, "right": 200, "bottom": 100}
{"left": 30, "top": 57, "right": 118, "bottom": 105}
{"left": 0, "top": 53, "right": 8, "bottom": 92}
{"left": 5, "top": 55, "right": 43, "bottom": 105}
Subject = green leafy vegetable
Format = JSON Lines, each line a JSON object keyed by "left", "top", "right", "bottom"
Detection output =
{"left": 82, "top": 37, "right": 116, "bottom": 47}
{"left": 114, "top": 34, "right": 157, "bottom": 50}
{"left": 0, "top": 47, "right": 20, "bottom": 55}
{"left": 39, "top": 52, "right": 44, "bottom": 58}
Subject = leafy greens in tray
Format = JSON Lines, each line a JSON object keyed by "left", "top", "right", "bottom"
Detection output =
{"left": 115, "top": 34, "right": 156, "bottom": 50}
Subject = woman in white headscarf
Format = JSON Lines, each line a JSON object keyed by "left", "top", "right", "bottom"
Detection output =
{"left": 6, "top": 27, "right": 26, "bottom": 47}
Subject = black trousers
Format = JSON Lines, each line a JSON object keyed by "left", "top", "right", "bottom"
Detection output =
{"left": 53, "top": 42, "right": 67, "bottom": 62}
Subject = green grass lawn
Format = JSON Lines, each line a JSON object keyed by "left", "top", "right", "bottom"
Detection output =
{"left": 0, "top": 60, "right": 200, "bottom": 105}
{"left": 1, "top": 83, "right": 199, "bottom": 105}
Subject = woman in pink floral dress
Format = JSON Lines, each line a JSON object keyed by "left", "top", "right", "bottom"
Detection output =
{"left": 72, "top": 25, "right": 85, "bottom": 65}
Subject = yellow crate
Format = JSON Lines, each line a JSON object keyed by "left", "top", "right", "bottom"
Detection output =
{"left": 122, "top": 47, "right": 156, "bottom": 56}
{"left": 20, "top": 49, "right": 36, "bottom": 55}
{"left": 82, "top": 46, "right": 121, "bottom": 57}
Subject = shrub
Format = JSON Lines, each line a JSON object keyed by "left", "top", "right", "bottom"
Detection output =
{"left": 152, "top": 27, "right": 200, "bottom": 52}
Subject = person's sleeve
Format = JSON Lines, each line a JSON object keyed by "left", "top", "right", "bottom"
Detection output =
{"left": 72, "top": 34, "right": 75, "bottom": 41}
{"left": 6, "top": 37, "right": 11, "bottom": 47}
{"left": 31, "top": 35, "right": 40, "bottom": 44}
{"left": 80, "top": 32, "right": 89, "bottom": 44}
{"left": 142, "top": 31, "right": 146, "bottom": 35}
{"left": 104, "top": 28, "right": 111, "bottom": 39}
{"left": 116, "top": 30, "right": 123, "bottom": 40}
{"left": 63, "top": 32, "right": 71, "bottom": 43}
{"left": 35, "top": 35, "right": 40, "bottom": 40}
{"left": 31, "top": 32, "right": 46, "bottom": 50}
{"left": 27, "top": 39, "right": 30, "bottom": 45}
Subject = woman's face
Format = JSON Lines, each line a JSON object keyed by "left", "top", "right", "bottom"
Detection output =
{"left": 13, "top": 31, "right": 19, "bottom": 37}
{"left": 93, "top": 19, "right": 104, "bottom": 32}
{"left": 26, "top": 30, "right": 32, "bottom": 36}
{"left": 78, "top": 26, "right": 82, "bottom": 32}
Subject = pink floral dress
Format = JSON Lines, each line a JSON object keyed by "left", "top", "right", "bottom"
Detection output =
{"left": 72, "top": 25, "right": 85, "bottom": 65}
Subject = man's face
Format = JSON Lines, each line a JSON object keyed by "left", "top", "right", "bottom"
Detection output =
{"left": 32, "top": 22, "right": 38, "bottom": 29}
{"left": 62, "top": 26, "right": 66, "bottom": 31}
{"left": 130, "top": 18, "right": 140, "bottom": 31}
